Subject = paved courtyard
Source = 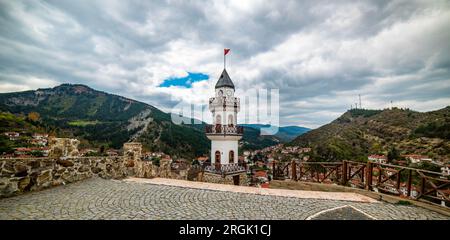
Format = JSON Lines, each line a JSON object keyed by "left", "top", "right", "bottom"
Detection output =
{"left": 0, "top": 177, "right": 448, "bottom": 220}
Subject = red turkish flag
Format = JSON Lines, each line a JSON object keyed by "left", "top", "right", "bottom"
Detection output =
{"left": 224, "top": 48, "right": 230, "bottom": 55}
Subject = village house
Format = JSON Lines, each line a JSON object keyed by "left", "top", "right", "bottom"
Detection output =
{"left": 151, "top": 152, "right": 165, "bottom": 158}
{"left": 403, "top": 154, "right": 432, "bottom": 164}
{"left": 106, "top": 149, "right": 120, "bottom": 157}
{"left": 196, "top": 156, "right": 209, "bottom": 165}
{"left": 32, "top": 133, "right": 49, "bottom": 140}
{"left": 4, "top": 132, "right": 20, "bottom": 140}
{"left": 399, "top": 183, "right": 419, "bottom": 198}
{"left": 437, "top": 190, "right": 450, "bottom": 207}
{"left": 368, "top": 154, "right": 387, "bottom": 164}
{"left": 29, "top": 138, "right": 47, "bottom": 146}
{"left": 300, "top": 147, "right": 311, "bottom": 153}
{"left": 14, "top": 147, "right": 49, "bottom": 157}
{"left": 441, "top": 165, "right": 450, "bottom": 176}
{"left": 14, "top": 147, "right": 31, "bottom": 156}
{"left": 79, "top": 148, "right": 98, "bottom": 156}
{"left": 171, "top": 159, "right": 189, "bottom": 170}
{"left": 162, "top": 154, "right": 172, "bottom": 161}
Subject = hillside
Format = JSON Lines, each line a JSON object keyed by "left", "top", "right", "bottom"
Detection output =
{"left": 242, "top": 124, "right": 310, "bottom": 142}
{"left": 0, "top": 84, "right": 279, "bottom": 158}
{"left": 290, "top": 107, "right": 450, "bottom": 162}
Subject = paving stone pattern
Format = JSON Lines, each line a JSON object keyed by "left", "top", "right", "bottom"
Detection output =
{"left": 0, "top": 178, "right": 448, "bottom": 220}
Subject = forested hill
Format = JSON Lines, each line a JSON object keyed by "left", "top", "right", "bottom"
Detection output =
{"left": 290, "top": 107, "right": 450, "bottom": 162}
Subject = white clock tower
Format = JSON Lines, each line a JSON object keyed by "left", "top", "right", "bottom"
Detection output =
{"left": 206, "top": 68, "right": 243, "bottom": 168}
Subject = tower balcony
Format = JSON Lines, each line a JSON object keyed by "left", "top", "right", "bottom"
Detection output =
{"left": 205, "top": 124, "right": 243, "bottom": 135}
{"left": 204, "top": 163, "right": 246, "bottom": 175}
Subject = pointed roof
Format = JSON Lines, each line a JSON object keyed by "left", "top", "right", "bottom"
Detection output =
{"left": 215, "top": 69, "right": 235, "bottom": 89}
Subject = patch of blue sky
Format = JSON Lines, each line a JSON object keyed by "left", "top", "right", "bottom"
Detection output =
{"left": 159, "top": 72, "right": 209, "bottom": 88}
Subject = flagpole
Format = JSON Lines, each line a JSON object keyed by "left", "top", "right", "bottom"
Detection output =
{"left": 224, "top": 53, "right": 226, "bottom": 69}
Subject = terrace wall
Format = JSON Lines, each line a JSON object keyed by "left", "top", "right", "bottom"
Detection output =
{"left": 0, "top": 155, "right": 214, "bottom": 198}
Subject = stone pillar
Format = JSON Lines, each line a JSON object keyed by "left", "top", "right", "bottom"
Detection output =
{"left": 123, "top": 142, "right": 142, "bottom": 161}
{"left": 122, "top": 142, "right": 143, "bottom": 176}
{"left": 49, "top": 137, "right": 80, "bottom": 157}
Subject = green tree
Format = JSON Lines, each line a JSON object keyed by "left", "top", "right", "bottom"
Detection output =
{"left": 27, "top": 112, "right": 41, "bottom": 122}
{"left": 387, "top": 147, "right": 399, "bottom": 162}
{"left": 0, "top": 135, "right": 14, "bottom": 154}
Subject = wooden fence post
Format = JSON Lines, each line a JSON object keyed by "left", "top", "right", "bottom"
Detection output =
{"left": 342, "top": 160, "right": 348, "bottom": 185}
{"left": 365, "top": 161, "right": 373, "bottom": 190}
{"left": 299, "top": 164, "right": 303, "bottom": 181}
{"left": 407, "top": 169, "right": 412, "bottom": 197}
{"left": 272, "top": 161, "right": 276, "bottom": 179}
{"left": 420, "top": 177, "right": 426, "bottom": 199}
{"left": 291, "top": 160, "right": 297, "bottom": 181}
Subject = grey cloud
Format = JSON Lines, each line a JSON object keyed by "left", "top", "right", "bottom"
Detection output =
{"left": 0, "top": 0, "right": 449, "bottom": 128}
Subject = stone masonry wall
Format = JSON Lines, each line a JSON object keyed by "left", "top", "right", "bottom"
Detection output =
{"left": 0, "top": 155, "right": 197, "bottom": 198}
{"left": 1, "top": 143, "right": 247, "bottom": 198}
{"left": 0, "top": 156, "right": 129, "bottom": 198}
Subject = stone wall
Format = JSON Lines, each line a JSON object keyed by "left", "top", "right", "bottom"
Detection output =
{"left": 0, "top": 156, "right": 129, "bottom": 198}
{"left": 1, "top": 142, "right": 249, "bottom": 198}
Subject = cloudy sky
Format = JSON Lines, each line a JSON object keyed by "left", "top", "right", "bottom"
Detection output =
{"left": 0, "top": 0, "right": 449, "bottom": 128}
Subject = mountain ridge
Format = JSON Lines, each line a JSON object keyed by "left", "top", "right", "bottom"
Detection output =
{"left": 241, "top": 124, "right": 310, "bottom": 142}
{"left": 0, "top": 84, "right": 281, "bottom": 158}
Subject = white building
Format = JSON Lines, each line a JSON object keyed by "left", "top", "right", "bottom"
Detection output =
{"left": 441, "top": 165, "right": 450, "bottom": 176}
{"left": 368, "top": 154, "right": 387, "bottom": 164}
{"left": 206, "top": 69, "right": 242, "bottom": 165}
{"left": 403, "top": 154, "right": 432, "bottom": 164}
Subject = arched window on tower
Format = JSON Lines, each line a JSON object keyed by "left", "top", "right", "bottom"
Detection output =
{"left": 228, "top": 114, "right": 234, "bottom": 126}
{"left": 215, "top": 151, "right": 221, "bottom": 170}
{"left": 215, "top": 114, "right": 222, "bottom": 125}
{"left": 229, "top": 150, "right": 234, "bottom": 163}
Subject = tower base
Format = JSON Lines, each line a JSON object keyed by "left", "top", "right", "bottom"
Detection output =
{"left": 201, "top": 172, "right": 248, "bottom": 186}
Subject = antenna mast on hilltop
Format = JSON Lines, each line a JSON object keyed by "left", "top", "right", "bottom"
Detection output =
{"left": 359, "top": 94, "right": 362, "bottom": 109}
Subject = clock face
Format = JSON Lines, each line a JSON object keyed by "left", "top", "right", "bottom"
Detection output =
{"left": 226, "top": 90, "right": 233, "bottom": 97}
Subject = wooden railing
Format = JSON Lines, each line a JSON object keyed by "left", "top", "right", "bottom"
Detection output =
{"left": 272, "top": 160, "right": 450, "bottom": 207}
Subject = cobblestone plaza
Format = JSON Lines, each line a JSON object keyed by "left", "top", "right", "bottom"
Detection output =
{"left": 0, "top": 178, "right": 448, "bottom": 220}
